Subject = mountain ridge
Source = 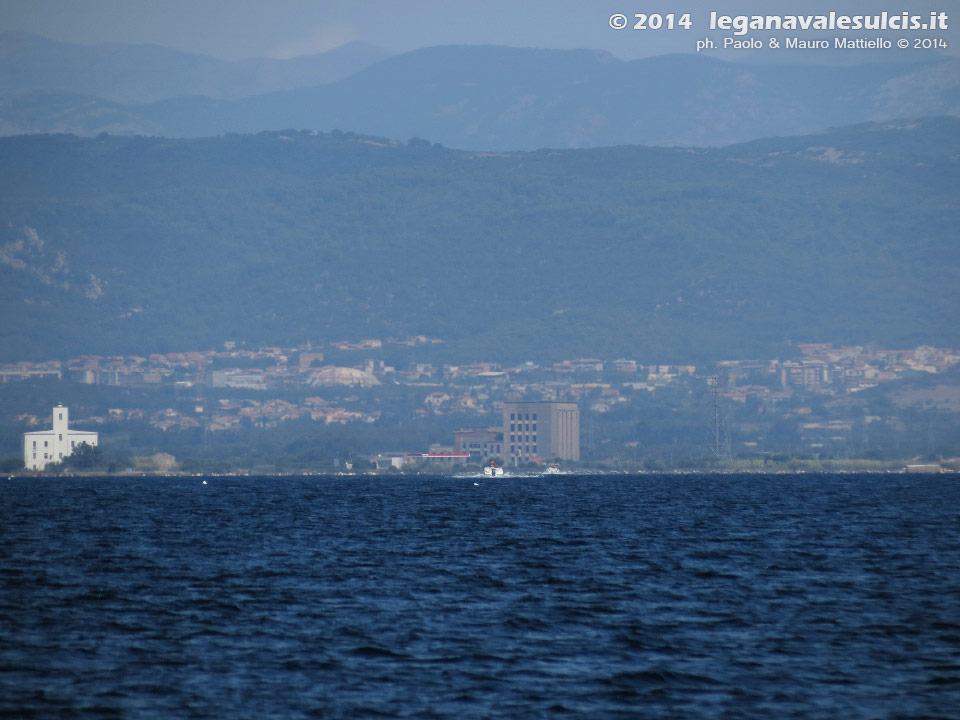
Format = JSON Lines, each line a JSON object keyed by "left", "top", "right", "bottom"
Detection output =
{"left": 123, "top": 49, "right": 960, "bottom": 148}
{"left": 1, "top": 36, "right": 958, "bottom": 149}
{"left": 0, "top": 32, "right": 393, "bottom": 104}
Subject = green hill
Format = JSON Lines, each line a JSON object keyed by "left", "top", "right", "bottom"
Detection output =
{"left": 1, "top": 119, "right": 957, "bottom": 363}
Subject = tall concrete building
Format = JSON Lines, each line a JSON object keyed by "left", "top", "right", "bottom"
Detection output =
{"left": 23, "top": 404, "right": 98, "bottom": 471}
{"left": 502, "top": 401, "right": 579, "bottom": 465}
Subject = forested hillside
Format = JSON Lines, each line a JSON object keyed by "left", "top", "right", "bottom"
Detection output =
{"left": 1, "top": 118, "right": 957, "bottom": 363}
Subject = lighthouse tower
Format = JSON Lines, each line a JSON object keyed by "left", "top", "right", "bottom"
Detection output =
{"left": 23, "top": 404, "right": 99, "bottom": 471}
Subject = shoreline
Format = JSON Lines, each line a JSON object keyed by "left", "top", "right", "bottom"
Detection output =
{"left": 5, "top": 466, "right": 956, "bottom": 480}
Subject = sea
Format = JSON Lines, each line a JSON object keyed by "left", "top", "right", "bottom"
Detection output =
{"left": 2, "top": 473, "right": 959, "bottom": 719}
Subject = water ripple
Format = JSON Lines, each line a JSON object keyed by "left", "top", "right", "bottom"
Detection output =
{"left": 2, "top": 474, "right": 959, "bottom": 719}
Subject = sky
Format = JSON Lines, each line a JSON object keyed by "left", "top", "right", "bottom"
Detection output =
{"left": 2, "top": 0, "right": 958, "bottom": 61}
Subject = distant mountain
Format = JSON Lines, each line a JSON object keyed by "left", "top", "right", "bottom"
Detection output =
{"left": 1, "top": 40, "right": 957, "bottom": 148}
{"left": 0, "top": 32, "right": 393, "bottom": 103}
{"left": 0, "top": 118, "right": 957, "bottom": 363}
{"left": 146, "top": 47, "right": 959, "bottom": 148}
{"left": 0, "top": 91, "right": 166, "bottom": 137}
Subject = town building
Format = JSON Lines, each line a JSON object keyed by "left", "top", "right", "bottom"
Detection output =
{"left": 298, "top": 351, "right": 325, "bottom": 373}
{"left": 23, "top": 404, "right": 99, "bottom": 471}
{"left": 403, "top": 452, "right": 471, "bottom": 469}
{"left": 454, "top": 428, "right": 504, "bottom": 463}
{"left": 780, "top": 361, "right": 830, "bottom": 388}
{"left": 502, "top": 401, "right": 579, "bottom": 465}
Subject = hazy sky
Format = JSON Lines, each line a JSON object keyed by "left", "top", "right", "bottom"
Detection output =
{"left": 3, "top": 0, "right": 958, "bottom": 60}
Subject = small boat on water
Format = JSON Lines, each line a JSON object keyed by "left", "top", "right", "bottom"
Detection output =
{"left": 483, "top": 461, "right": 504, "bottom": 477}
{"left": 545, "top": 463, "right": 561, "bottom": 475}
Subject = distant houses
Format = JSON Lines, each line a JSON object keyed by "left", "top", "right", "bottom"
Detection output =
{"left": 6, "top": 340, "right": 960, "bottom": 472}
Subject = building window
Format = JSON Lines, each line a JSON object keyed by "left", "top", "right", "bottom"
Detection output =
{"left": 32, "top": 441, "right": 36, "bottom": 448}
{"left": 510, "top": 413, "right": 515, "bottom": 420}
{"left": 59, "top": 413, "right": 63, "bottom": 421}
{"left": 59, "top": 434, "right": 62, "bottom": 441}
{"left": 533, "top": 423, "right": 537, "bottom": 431}
{"left": 44, "top": 441, "right": 48, "bottom": 447}
{"left": 533, "top": 413, "right": 537, "bottom": 420}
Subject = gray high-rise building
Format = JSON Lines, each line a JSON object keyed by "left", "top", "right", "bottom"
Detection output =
{"left": 502, "top": 401, "right": 579, "bottom": 465}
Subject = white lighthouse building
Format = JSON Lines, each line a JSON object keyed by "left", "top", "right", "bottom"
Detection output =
{"left": 23, "top": 404, "right": 98, "bottom": 471}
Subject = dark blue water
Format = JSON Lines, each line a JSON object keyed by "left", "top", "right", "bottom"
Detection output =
{"left": 2, "top": 474, "right": 959, "bottom": 719}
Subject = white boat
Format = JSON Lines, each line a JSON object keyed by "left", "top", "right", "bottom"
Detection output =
{"left": 483, "top": 461, "right": 504, "bottom": 477}
{"left": 544, "top": 463, "right": 561, "bottom": 475}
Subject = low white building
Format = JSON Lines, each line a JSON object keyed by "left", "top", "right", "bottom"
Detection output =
{"left": 23, "top": 404, "right": 98, "bottom": 471}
